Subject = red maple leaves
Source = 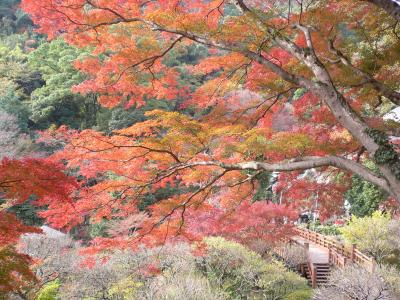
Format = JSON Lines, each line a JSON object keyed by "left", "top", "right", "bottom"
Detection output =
{"left": 0, "top": 158, "right": 77, "bottom": 246}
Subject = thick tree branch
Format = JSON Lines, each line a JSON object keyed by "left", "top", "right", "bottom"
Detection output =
{"left": 177, "top": 156, "right": 392, "bottom": 196}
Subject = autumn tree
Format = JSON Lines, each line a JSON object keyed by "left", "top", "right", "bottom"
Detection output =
{"left": 0, "top": 246, "right": 37, "bottom": 298}
{"left": 0, "top": 158, "right": 77, "bottom": 249}
{"left": 19, "top": 0, "right": 400, "bottom": 246}
{"left": 0, "top": 157, "right": 77, "bottom": 296}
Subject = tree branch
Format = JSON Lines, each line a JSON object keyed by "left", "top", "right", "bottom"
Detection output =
{"left": 175, "top": 156, "right": 392, "bottom": 195}
{"left": 328, "top": 38, "right": 400, "bottom": 106}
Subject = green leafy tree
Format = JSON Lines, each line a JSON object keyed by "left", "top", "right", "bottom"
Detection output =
{"left": 339, "top": 211, "right": 400, "bottom": 262}
{"left": 28, "top": 39, "right": 97, "bottom": 129}
{"left": 346, "top": 175, "right": 387, "bottom": 217}
{"left": 0, "top": 0, "right": 33, "bottom": 36}
{"left": 0, "top": 35, "right": 42, "bottom": 99}
{"left": 8, "top": 198, "right": 44, "bottom": 227}
{"left": 0, "top": 87, "right": 30, "bottom": 131}
{"left": 346, "top": 161, "right": 387, "bottom": 217}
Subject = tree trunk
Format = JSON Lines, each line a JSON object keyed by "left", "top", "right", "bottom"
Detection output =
{"left": 313, "top": 84, "right": 400, "bottom": 200}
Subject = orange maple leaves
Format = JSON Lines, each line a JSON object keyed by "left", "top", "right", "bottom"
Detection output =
{"left": 18, "top": 0, "right": 400, "bottom": 250}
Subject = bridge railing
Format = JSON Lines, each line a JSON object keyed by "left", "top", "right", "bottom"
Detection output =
{"left": 294, "top": 227, "right": 376, "bottom": 272}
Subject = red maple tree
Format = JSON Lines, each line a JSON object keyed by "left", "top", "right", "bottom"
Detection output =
{"left": 17, "top": 0, "right": 400, "bottom": 249}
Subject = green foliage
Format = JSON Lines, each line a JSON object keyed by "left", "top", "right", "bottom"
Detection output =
{"left": 165, "top": 43, "right": 209, "bottom": 67}
{"left": 307, "top": 222, "right": 341, "bottom": 236}
{"left": 0, "top": 35, "right": 42, "bottom": 97}
{"left": 36, "top": 279, "right": 60, "bottom": 300}
{"left": 108, "top": 276, "right": 142, "bottom": 300}
{"left": 0, "top": 0, "right": 32, "bottom": 36}
{"left": 105, "top": 97, "right": 176, "bottom": 132}
{"left": 107, "top": 105, "right": 146, "bottom": 131}
{"left": 346, "top": 175, "right": 386, "bottom": 217}
{"left": 201, "top": 237, "right": 310, "bottom": 300}
{"left": 28, "top": 39, "right": 96, "bottom": 129}
{"left": 138, "top": 182, "right": 184, "bottom": 211}
{"left": 88, "top": 219, "right": 109, "bottom": 238}
{"left": 293, "top": 88, "right": 306, "bottom": 100}
{"left": 365, "top": 128, "right": 400, "bottom": 180}
{"left": 339, "top": 211, "right": 398, "bottom": 262}
{"left": 346, "top": 160, "right": 387, "bottom": 217}
{"left": 0, "top": 87, "right": 30, "bottom": 130}
{"left": 284, "top": 289, "right": 312, "bottom": 300}
{"left": 253, "top": 171, "right": 273, "bottom": 201}
{"left": 8, "top": 198, "right": 44, "bottom": 226}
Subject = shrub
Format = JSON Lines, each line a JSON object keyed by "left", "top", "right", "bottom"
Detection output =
{"left": 139, "top": 271, "right": 224, "bottom": 300}
{"left": 279, "top": 244, "right": 308, "bottom": 270}
{"left": 284, "top": 289, "right": 312, "bottom": 300}
{"left": 314, "top": 264, "right": 400, "bottom": 300}
{"left": 339, "top": 211, "right": 400, "bottom": 262}
{"left": 132, "top": 244, "right": 225, "bottom": 300}
{"left": 36, "top": 280, "right": 60, "bottom": 300}
{"left": 308, "top": 223, "right": 341, "bottom": 236}
{"left": 200, "top": 237, "right": 310, "bottom": 300}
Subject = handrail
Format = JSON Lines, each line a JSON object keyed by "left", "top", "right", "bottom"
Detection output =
{"left": 294, "top": 227, "right": 376, "bottom": 272}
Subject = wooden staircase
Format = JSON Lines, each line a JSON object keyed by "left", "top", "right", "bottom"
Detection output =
{"left": 275, "top": 227, "right": 377, "bottom": 289}
{"left": 300, "top": 262, "right": 331, "bottom": 287}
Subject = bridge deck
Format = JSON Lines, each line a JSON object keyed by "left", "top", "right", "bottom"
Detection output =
{"left": 292, "top": 236, "right": 329, "bottom": 264}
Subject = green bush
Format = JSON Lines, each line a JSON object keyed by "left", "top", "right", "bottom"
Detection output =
{"left": 201, "top": 237, "right": 310, "bottom": 300}
{"left": 339, "top": 211, "right": 399, "bottom": 262}
{"left": 284, "top": 289, "right": 312, "bottom": 300}
{"left": 36, "top": 279, "right": 60, "bottom": 300}
{"left": 307, "top": 222, "right": 341, "bottom": 236}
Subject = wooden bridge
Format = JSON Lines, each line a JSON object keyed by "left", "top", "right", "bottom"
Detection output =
{"left": 275, "top": 227, "right": 377, "bottom": 288}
